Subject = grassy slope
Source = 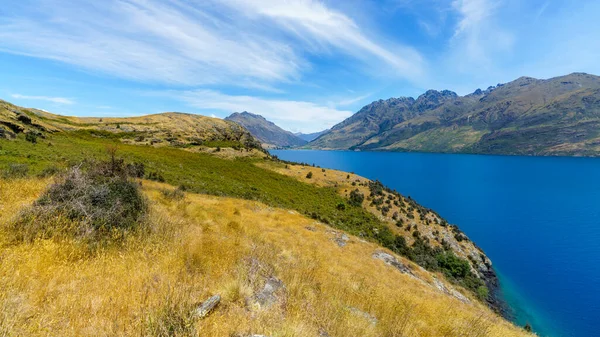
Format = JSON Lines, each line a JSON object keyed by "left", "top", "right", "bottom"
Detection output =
{"left": 0, "top": 131, "right": 387, "bottom": 242}
{"left": 0, "top": 99, "right": 531, "bottom": 335}
{"left": 0, "top": 178, "right": 531, "bottom": 337}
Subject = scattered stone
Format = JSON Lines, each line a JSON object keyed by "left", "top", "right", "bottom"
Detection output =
{"left": 253, "top": 277, "right": 285, "bottom": 308}
{"left": 304, "top": 226, "right": 317, "bottom": 232}
{"left": 318, "top": 327, "right": 330, "bottom": 337}
{"left": 334, "top": 233, "right": 350, "bottom": 247}
{"left": 347, "top": 306, "right": 378, "bottom": 325}
{"left": 372, "top": 251, "right": 413, "bottom": 275}
{"left": 432, "top": 277, "right": 470, "bottom": 303}
{"left": 192, "top": 294, "right": 221, "bottom": 319}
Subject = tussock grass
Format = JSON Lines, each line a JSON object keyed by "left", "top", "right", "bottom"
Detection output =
{"left": 0, "top": 178, "right": 533, "bottom": 337}
{"left": 5, "top": 163, "right": 147, "bottom": 245}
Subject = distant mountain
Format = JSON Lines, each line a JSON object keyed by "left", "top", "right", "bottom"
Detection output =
{"left": 309, "top": 73, "right": 600, "bottom": 156}
{"left": 225, "top": 112, "right": 306, "bottom": 148}
{"left": 294, "top": 130, "right": 327, "bottom": 142}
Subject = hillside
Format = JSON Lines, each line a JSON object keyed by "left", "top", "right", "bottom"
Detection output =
{"left": 226, "top": 112, "right": 307, "bottom": 148}
{"left": 0, "top": 99, "right": 262, "bottom": 151}
{"left": 0, "top": 99, "right": 532, "bottom": 336}
{"left": 310, "top": 73, "right": 600, "bottom": 156}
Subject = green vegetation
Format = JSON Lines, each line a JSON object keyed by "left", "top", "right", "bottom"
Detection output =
{"left": 348, "top": 189, "right": 364, "bottom": 207}
{"left": 0, "top": 130, "right": 487, "bottom": 298}
{"left": 2, "top": 163, "right": 29, "bottom": 179}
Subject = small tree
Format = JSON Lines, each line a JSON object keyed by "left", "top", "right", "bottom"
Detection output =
{"left": 25, "top": 132, "right": 37, "bottom": 144}
{"left": 306, "top": 172, "right": 313, "bottom": 179}
{"left": 105, "top": 144, "right": 119, "bottom": 174}
{"left": 348, "top": 189, "right": 364, "bottom": 207}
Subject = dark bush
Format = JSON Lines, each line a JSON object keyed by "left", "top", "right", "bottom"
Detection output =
{"left": 348, "top": 189, "right": 364, "bottom": 207}
{"left": 25, "top": 132, "right": 38, "bottom": 144}
{"left": 336, "top": 202, "right": 346, "bottom": 210}
{"left": 126, "top": 162, "right": 145, "bottom": 178}
{"left": 306, "top": 171, "right": 313, "bottom": 179}
{"left": 9, "top": 162, "right": 147, "bottom": 243}
{"left": 147, "top": 171, "right": 165, "bottom": 182}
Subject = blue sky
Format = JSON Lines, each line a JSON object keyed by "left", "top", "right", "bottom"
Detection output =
{"left": 1, "top": 0, "right": 599, "bottom": 133}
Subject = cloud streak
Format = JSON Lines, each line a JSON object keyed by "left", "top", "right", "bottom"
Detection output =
{"left": 0, "top": 0, "right": 423, "bottom": 88}
{"left": 169, "top": 89, "right": 353, "bottom": 133}
{"left": 449, "top": 0, "right": 513, "bottom": 69}
{"left": 11, "top": 94, "right": 74, "bottom": 105}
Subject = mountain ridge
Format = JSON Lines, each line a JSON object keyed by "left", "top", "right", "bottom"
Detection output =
{"left": 309, "top": 73, "right": 600, "bottom": 156}
{"left": 225, "top": 111, "right": 307, "bottom": 148}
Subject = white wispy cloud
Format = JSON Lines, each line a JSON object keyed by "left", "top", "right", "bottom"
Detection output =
{"left": 331, "top": 93, "right": 373, "bottom": 107}
{"left": 0, "top": 0, "right": 423, "bottom": 88}
{"left": 0, "top": 0, "right": 301, "bottom": 87}
{"left": 450, "top": 0, "right": 513, "bottom": 68}
{"left": 11, "top": 94, "right": 74, "bottom": 105}
{"left": 170, "top": 89, "right": 353, "bottom": 133}
{"left": 222, "top": 0, "right": 424, "bottom": 79}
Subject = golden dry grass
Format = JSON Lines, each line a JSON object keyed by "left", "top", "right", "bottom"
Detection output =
{"left": 257, "top": 162, "right": 489, "bottom": 265}
{"left": 0, "top": 178, "right": 532, "bottom": 337}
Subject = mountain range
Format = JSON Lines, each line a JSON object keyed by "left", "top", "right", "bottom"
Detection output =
{"left": 294, "top": 130, "right": 327, "bottom": 142}
{"left": 225, "top": 111, "right": 307, "bottom": 148}
{"left": 309, "top": 73, "right": 600, "bottom": 156}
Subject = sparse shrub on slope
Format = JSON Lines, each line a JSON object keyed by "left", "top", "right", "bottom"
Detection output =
{"left": 1, "top": 163, "right": 29, "bottom": 179}
{"left": 7, "top": 160, "right": 147, "bottom": 243}
{"left": 160, "top": 186, "right": 185, "bottom": 201}
{"left": 348, "top": 189, "right": 364, "bottom": 207}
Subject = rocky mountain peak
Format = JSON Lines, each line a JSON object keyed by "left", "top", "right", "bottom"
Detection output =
{"left": 414, "top": 89, "right": 458, "bottom": 112}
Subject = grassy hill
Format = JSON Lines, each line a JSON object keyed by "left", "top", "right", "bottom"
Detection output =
{"left": 0, "top": 99, "right": 261, "bottom": 151}
{"left": 226, "top": 112, "right": 307, "bottom": 148}
{"left": 0, "top": 100, "right": 533, "bottom": 336}
{"left": 310, "top": 73, "right": 600, "bottom": 156}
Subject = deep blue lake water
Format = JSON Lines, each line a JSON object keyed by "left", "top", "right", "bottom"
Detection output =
{"left": 271, "top": 150, "right": 600, "bottom": 337}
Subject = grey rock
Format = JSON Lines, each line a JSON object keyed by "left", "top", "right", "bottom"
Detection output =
{"left": 253, "top": 277, "right": 284, "bottom": 308}
{"left": 334, "top": 233, "right": 349, "bottom": 247}
{"left": 193, "top": 294, "right": 220, "bottom": 318}
{"left": 372, "top": 251, "right": 413, "bottom": 275}
{"left": 432, "top": 277, "right": 470, "bottom": 303}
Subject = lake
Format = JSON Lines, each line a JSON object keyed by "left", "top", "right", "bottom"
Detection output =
{"left": 271, "top": 150, "right": 600, "bottom": 337}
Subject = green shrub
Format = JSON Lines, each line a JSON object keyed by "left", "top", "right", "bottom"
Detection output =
{"left": 306, "top": 172, "right": 313, "bottom": 179}
{"left": 126, "top": 162, "right": 145, "bottom": 178}
{"left": 8, "top": 162, "right": 147, "bottom": 243}
{"left": 348, "top": 189, "right": 364, "bottom": 207}
{"left": 37, "top": 166, "right": 61, "bottom": 178}
{"left": 436, "top": 251, "right": 471, "bottom": 279}
{"left": 2, "top": 163, "right": 29, "bottom": 179}
{"left": 336, "top": 202, "right": 346, "bottom": 211}
{"left": 147, "top": 171, "right": 165, "bottom": 182}
{"left": 25, "top": 132, "right": 38, "bottom": 144}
